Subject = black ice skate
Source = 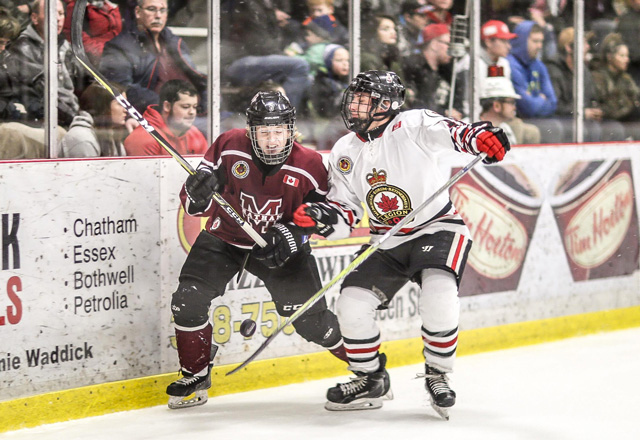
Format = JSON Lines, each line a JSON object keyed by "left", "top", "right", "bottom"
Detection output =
{"left": 167, "top": 346, "right": 218, "bottom": 409}
{"left": 325, "top": 353, "right": 393, "bottom": 411}
{"left": 423, "top": 364, "right": 456, "bottom": 420}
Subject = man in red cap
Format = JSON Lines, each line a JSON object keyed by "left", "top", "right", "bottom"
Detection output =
{"left": 403, "top": 23, "right": 463, "bottom": 118}
{"left": 453, "top": 19, "right": 517, "bottom": 118}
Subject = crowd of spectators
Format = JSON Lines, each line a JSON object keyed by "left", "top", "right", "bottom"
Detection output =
{"left": 1, "top": 0, "right": 640, "bottom": 160}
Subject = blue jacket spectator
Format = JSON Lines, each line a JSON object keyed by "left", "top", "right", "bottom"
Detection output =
{"left": 100, "top": 10, "right": 206, "bottom": 114}
{"left": 507, "top": 20, "right": 557, "bottom": 118}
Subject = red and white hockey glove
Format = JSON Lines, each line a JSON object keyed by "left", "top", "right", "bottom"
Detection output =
{"left": 293, "top": 202, "right": 338, "bottom": 237}
{"left": 475, "top": 126, "right": 511, "bottom": 164}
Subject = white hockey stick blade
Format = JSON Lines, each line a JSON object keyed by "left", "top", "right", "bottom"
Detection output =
{"left": 167, "top": 390, "right": 209, "bottom": 410}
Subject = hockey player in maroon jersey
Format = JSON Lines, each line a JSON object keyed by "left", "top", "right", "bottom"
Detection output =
{"left": 166, "top": 91, "right": 346, "bottom": 409}
{"left": 293, "top": 71, "right": 510, "bottom": 418}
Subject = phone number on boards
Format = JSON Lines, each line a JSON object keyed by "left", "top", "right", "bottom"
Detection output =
{"left": 211, "top": 301, "right": 295, "bottom": 344}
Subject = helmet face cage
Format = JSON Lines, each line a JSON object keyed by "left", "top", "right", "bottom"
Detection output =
{"left": 246, "top": 91, "right": 296, "bottom": 165}
{"left": 340, "top": 71, "right": 405, "bottom": 133}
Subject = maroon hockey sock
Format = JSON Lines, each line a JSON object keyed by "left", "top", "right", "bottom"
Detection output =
{"left": 329, "top": 344, "right": 349, "bottom": 363}
{"left": 175, "top": 323, "right": 213, "bottom": 374}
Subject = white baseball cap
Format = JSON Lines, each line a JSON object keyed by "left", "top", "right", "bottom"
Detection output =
{"left": 480, "top": 76, "right": 521, "bottom": 100}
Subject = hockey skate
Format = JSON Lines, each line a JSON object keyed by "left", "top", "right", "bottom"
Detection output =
{"left": 422, "top": 364, "right": 456, "bottom": 420}
{"left": 325, "top": 353, "right": 393, "bottom": 411}
{"left": 167, "top": 346, "right": 218, "bottom": 409}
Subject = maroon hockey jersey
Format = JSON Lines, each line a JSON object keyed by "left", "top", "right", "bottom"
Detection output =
{"left": 179, "top": 128, "right": 329, "bottom": 248}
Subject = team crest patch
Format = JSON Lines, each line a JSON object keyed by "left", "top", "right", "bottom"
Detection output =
{"left": 338, "top": 156, "right": 352, "bottom": 174}
{"left": 210, "top": 217, "right": 221, "bottom": 230}
{"left": 365, "top": 168, "right": 412, "bottom": 226}
{"left": 232, "top": 160, "right": 249, "bottom": 179}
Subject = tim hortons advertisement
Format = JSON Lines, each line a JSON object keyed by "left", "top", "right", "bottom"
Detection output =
{"left": 550, "top": 159, "right": 639, "bottom": 281}
{"left": 451, "top": 164, "right": 543, "bottom": 295}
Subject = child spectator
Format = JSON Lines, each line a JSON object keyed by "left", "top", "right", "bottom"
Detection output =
{"left": 301, "top": 0, "right": 348, "bottom": 46}
{"left": 285, "top": 14, "right": 340, "bottom": 78}
{"left": 61, "top": 82, "right": 129, "bottom": 157}
{"left": 309, "top": 44, "right": 350, "bottom": 149}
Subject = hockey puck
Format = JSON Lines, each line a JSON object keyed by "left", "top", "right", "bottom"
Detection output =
{"left": 240, "top": 319, "right": 257, "bottom": 337}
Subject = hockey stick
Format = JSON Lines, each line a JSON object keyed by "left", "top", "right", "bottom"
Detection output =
{"left": 226, "top": 153, "right": 485, "bottom": 375}
{"left": 70, "top": 0, "right": 267, "bottom": 248}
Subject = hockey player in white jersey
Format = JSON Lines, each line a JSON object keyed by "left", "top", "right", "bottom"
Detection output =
{"left": 293, "top": 70, "right": 510, "bottom": 417}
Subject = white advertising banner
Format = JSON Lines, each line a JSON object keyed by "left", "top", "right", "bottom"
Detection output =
{"left": 1, "top": 143, "right": 639, "bottom": 401}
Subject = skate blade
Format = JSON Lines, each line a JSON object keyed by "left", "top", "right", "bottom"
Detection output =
{"left": 324, "top": 397, "right": 384, "bottom": 411}
{"left": 382, "top": 387, "right": 394, "bottom": 401}
{"left": 168, "top": 390, "right": 209, "bottom": 410}
{"left": 429, "top": 401, "right": 450, "bottom": 420}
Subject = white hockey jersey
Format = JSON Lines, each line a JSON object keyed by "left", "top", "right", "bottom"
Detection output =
{"left": 325, "top": 109, "right": 485, "bottom": 249}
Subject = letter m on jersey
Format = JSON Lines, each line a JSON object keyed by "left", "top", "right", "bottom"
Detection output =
{"left": 239, "top": 193, "right": 283, "bottom": 233}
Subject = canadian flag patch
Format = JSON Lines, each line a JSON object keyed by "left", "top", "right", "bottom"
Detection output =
{"left": 284, "top": 175, "right": 299, "bottom": 187}
{"left": 392, "top": 121, "right": 402, "bottom": 131}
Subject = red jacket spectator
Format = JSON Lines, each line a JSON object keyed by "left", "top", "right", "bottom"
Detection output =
{"left": 124, "top": 104, "right": 207, "bottom": 156}
{"left": 63, "top": 0, "right": 122, "bottom": 64}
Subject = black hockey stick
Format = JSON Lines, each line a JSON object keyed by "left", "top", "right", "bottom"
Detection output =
{"left": 226, "top": 154, "right": 485, "bottom": 375}
{"left": 70, "top": 0, "right": 267, "bottom": 248}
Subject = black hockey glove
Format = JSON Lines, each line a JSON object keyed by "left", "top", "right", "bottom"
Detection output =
{"left": 252, "top": 223, "right": 305, "bottom": 269}
{"left": 293, "top": 202, "right": 338, "bottom": 237}
{"left": 474, "top": 125, "right": 511, "bottom": 164}
{"left": 184, "top": 169, "right": 220, "bottom": 211}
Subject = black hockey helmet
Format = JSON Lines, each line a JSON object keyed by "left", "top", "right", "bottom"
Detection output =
{"left": 340, "top": 70, "right": 405, "bottom": 134}
{"left": 246, "top": 91, "right": 296, "bottom": 165}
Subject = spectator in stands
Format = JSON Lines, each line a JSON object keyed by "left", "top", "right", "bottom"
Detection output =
{"left": 361, "top": 14, "right": 403, "bottom": 74}
{"left": 10, "top": 0, "right": 79, "bottom": 128}
{"left": 0, "top": 7, "right": 67, "bottom": 160}
{"left": 591, "top": 33, "right": 640, "bottom": 140}
{"left": 0, "top": 7, "right": 24, "bottom": 122}
{"left": 285, "top": 14, "right": 341, "bottom": 78}
{"left": 221, "top": 0, "right": 310, "bottom": 109}
{"left": 403, "top": 23, "right": 463, "bottom": 119}
{"left": 479, "top": 73, "right": 540, "bottom": 145}
{"left": 424, "top": 0, "right": 453, "bottom": 26}
{"left": 301, "top": 0, "right": 348, "bottom": 46}
{"left": 507, "top": 20, "right": 562, "bottom": 143}
{"left": 61, "top": 82, "right": 129, "bottom": 157}
{"left": 396, "top": 0, "right": 430, "bottom": 57}
{"left": 100, "top": 0, "right": 207, "bottom": 118}
{"left": 124, "top": 79, "right": 207, "bottom": 156}
{"left": 310, "top": 44, "right": 349, "bottom": 119}
{"left": 63, "top": 0, "right": 122, "bottom": 66}
{"left": 616, "top": 0, "right": 640, "bottom": 86}
{"left": 0, "top": 0, "right": 29, "bottom": 31}
{"left": 547, "top": 27, "right": 625, "bottom": 142}
{"left": 455, "top": 19, "right": 517, "bottom": 117}
{"left": 309, "top": 44, "right": 350, "bottom": 150}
